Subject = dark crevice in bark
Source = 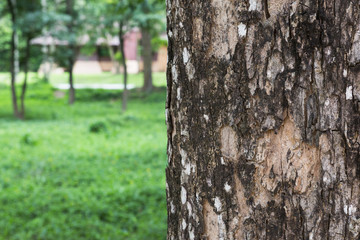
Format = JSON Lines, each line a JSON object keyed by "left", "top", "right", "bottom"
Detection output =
{"left": 264, "top": 0, "right": 270, "bottom": 19}
{"left": 327, "top": 213, "right": 331, "bottom": 240}
{"left": 299, "top": 205, "right": 305, "bottom": 240}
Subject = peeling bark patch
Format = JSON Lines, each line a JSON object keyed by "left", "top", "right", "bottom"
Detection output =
{"left": 193, "top": 18, "right": 203, "bottom": 43}
{"left": 210, "top": 0, "right": 238, "bottom": 60}
{"left": 234, "top": 174, "right": 250, "bottom": 238}
{"left": 320, "top": 97, "right": 340, "bottom": 131}
{"left": 256, "top": 116, "right": 321, "bottom": 194}
{"left": 349, "top": 24, "right": 360, "bottom": 65}
{"left": 203, "top": 200, "right": 219, "bottom": 240}
{"left": 267, "top": 0, "right": 295, "bottom": 17}
{"left": 267, "top": 52, "right": 284, "bottom": 83}
{"left": 220, "top": 126, "right": 238, "bottom": 160}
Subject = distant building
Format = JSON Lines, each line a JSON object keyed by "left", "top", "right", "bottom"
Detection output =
{"left": 31, "top": 29, "right": 167, "bottom": 75}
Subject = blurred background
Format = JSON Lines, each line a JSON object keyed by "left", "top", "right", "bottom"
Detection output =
{"left": 0, "top": 0, "right": 167, "bottom": 239}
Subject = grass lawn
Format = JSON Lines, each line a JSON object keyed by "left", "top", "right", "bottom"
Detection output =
{"left": 0, "top": 72, "right": 167, "bottom": 88}
{"left": 0, "top": 73, "right": 167, "bottom": 239}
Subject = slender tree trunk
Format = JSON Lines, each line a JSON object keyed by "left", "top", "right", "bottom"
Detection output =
{"left": 66, "top": 0, "right": 75, "bottom": 105}
{"left": 20, "top": 36, "right": 31, "bottom": 119}
{"left": 41, "top": 0, "right": 50, "bottom": 83}
{"left": 7, "top": 0, "right": 20, "bottom": 119}
{"left": 68, "top": 58, "right": 75, "bottom": 105}
{"left": 119, "top": 21, "right": 128, "bottom": 112}
{"left": 166, "top": 1, "right": 360, "bottom": 239}
{"left": 142, "top": 28, "right": 153, "bottom": 92}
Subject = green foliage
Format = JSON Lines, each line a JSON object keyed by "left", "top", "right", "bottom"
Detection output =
{"left": 0, "top": 72, "right": 167, "bottom": 239}
{"left": 133, "top": 0, "right": 166, "bottom": 34}
{"left": 0, "top": 16, "right": 11, "bottom": 71}
{"left": 89, "top": 121, "right": 107, "bottom": 133}
{"left": 151, "top": 37, "right": 167, "bottom": 53}
{"left": 52, "top": 46, "right": 73, "bottom": 70}
{"left": 114, "top": 51, "right": 124, "bottom": 63}
{"left": 0, "top": 0, "right": 47, "bottom": 72}
{"left": 79, "top": 45, "right": 96, "bottom": 56}
{"left": 97, "top": 46, "right": 110, "bottom": 58}
{"left": 20, "top": 133, "right": 39, "bottom": 146}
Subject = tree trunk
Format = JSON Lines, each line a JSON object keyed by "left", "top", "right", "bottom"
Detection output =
{"left": 66, "top": 0, "right": 75, "bottom": 105}
{"left": 7, "top": 0, "right": 21, "bottom": 119}
{"left": 68, "top": 59, "right": 75, "bottom": 105}
{"left": 166, "top": 1, "right": 360, "bottom": 239}
{"left": 119, "top": 21, "right": 128, "bottom": 112}
{"left": 20, "top": 36, "right": 31, "bottom": 119}
{"left": 142, "top": 28, "right": 153, "bottom": 92}
{"left": 41, "top": 0, "right": 50, "bottom": 83}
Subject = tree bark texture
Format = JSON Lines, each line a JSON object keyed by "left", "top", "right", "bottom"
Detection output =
{"left": 142, "top": 28, "right": 153, "bottom": 92}
{"left": 166, "top": 0, "right": 360, "bottom": 239}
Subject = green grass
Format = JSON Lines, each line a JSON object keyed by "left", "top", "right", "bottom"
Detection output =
{"left": 0, "top": 73, "right": 167, "bottom": 239}
{"left": 0, "top": 72, "right": 167, "bottom": 88}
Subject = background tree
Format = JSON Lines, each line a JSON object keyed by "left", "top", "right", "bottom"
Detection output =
{"left": 39, "top": 0, "right": 52, "bottom": 83}
{"left": 17, "top": 0, "right": 43, "bottom": 118}
{"left": 88, "top": 1, "right": 121, "bottom": 74}
{"left": 65, "top": 0, "right": 76, "bottom": 105}
{"left": 6, "top": 0, "right": 20, "bottom": 118}
{"left": 6, "top": 0, "right": 51, "bottom": 119}
{"left": 166, "top": 0, "right": 360, "bottom": 239}
{"left": 3, "top": 0, "right": 49, "bottom": 119}
{"left": 134, "top": 0, "right": 165, "bottom": 93}
{"left": 50, "top": 0, "right": 88, "bottom": 105}
{"left": 101, "top": 0, "right": 138, "bottom": 111}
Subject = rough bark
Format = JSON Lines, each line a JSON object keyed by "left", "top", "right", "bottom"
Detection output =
{"left": 166, "top": 0, "right": 360, "bottom": 239}
{"left": 7, "top": 0, "right": 21, "bottom": 119}
{"left": 142, "top": 28, "right": 153, "bottom": 92}
{"left": 119, "top": 21, "right": 128, "bottom": 112}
